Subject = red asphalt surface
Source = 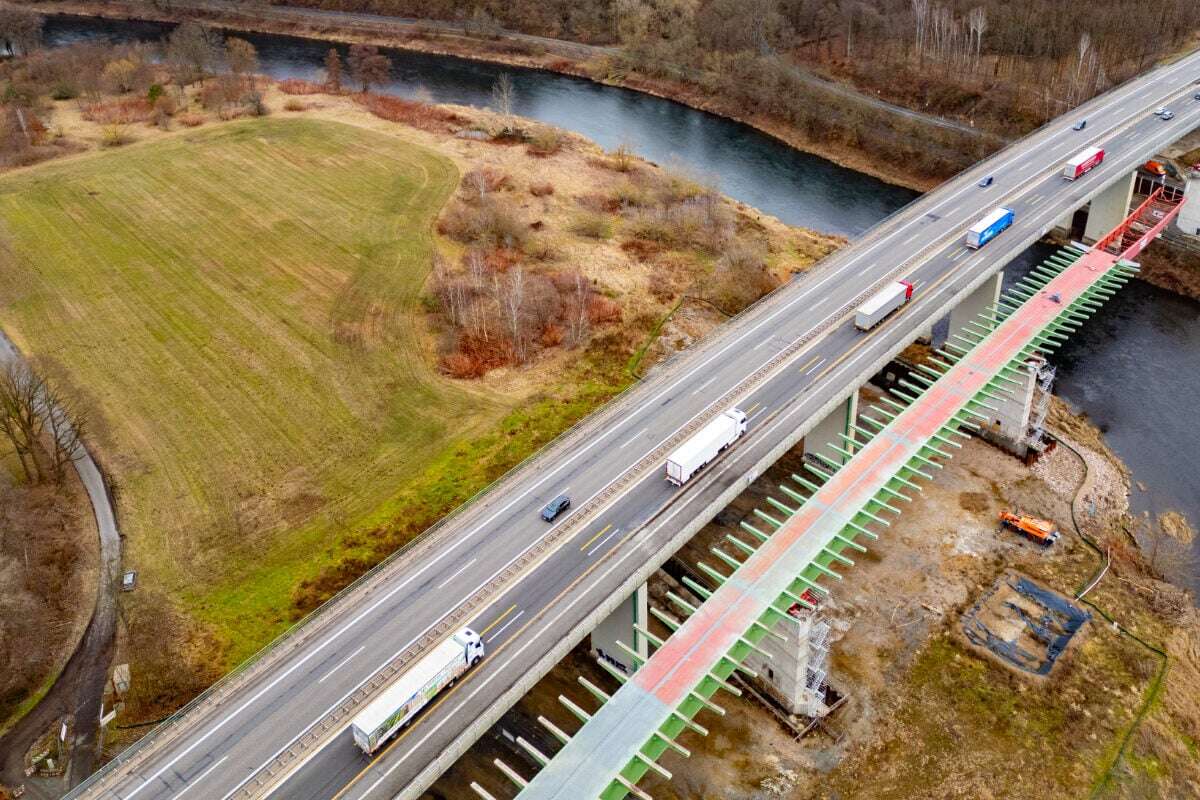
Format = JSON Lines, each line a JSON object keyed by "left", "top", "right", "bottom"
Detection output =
{"left": 633, "top": 210, "right": 1178, "bottom": 708}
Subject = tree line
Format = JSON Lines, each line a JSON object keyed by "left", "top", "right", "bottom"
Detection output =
{"left": 0, "top": 360, "right": 85, "bottom": 486}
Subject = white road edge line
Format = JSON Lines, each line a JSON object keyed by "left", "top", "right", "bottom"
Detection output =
{"left": 436, "top": 558, "right": 478, "bottom": 591}
{"left": 586, "top": 527, "right": 622, "bottom": 557}
{"left": 173, "top": 756, "right": 228, "bottom": 800}
{"left": 485, "top": 610, "right": 525, "bottom": 643}
{"left": 318, "top": 646, "right": 367, "bottom": 685}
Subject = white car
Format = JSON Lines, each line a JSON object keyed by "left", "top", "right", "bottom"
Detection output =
{"left": 1154, "top": 107, "right": 1168, "bottom": 116}
{"left": 1161, "top": 111, "right": 1175, "bottom": 121}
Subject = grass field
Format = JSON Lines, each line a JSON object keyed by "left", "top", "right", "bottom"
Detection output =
{"left": 0, "top": 118, "right": 532, "bottom": 678}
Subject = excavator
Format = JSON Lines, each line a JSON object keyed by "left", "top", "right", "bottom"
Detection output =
{"left": 998, "top": 511, "right": 1060, "bottom": 547}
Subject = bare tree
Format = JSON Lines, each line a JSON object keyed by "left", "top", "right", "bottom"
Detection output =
{"left": 491, "top": 72, "right": 515, "bottom": 121}
{"left": 166, "top": 22, "right": 223, "bottom": 85}
{"left": 911, "top": 0, "right": 929, "bottom": 63}
{"left": 323, "top": 48, "right": 343, "bottom": 92}
{"left": 566, "top": 272, "right": 591, "bottom": 347}
{"left": 0, "top": 8, "right": 43, "bottom": 57}
{"left": 967, "top": 6, "right": 987, "bottom": 72}
{"left": 496, "top": 266, "right": 528, "bottom": 362}
{"left": 347, "top": 44, "right": 391, "bottom": 93}
{"left": 0, "top": 361, "right": 47, "bottom": 483}
{"left": 226, "top": 37, "right": 259, "bottom": 84}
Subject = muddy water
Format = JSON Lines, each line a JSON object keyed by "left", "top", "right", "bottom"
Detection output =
{"left": 41, "top": 15, "right": 1200, "bottom": 592}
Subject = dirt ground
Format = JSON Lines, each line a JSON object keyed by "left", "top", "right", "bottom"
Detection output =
{"left": 0, "top": 461, "right": 99, "bottom": 737}
{"left": 426, "top": 396, "right": 1200, "bottom": 800}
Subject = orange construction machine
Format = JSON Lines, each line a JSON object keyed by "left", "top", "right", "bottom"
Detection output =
{"left": 999, "top": 511, "right": 1060, "bottom": 547}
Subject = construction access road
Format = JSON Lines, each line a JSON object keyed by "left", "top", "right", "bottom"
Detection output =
{"left": 71, "top": 47, "right": 1200, "bottom": 800}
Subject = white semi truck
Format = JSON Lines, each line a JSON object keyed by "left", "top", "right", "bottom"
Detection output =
{"left": 350, "top": 627, "right": 484, "bottom": 755}
{"left": 854, "top": 280, "right": 914, "bottom": 330}
{"left": 665, "top": 409, "right": 748, "bottom": 485}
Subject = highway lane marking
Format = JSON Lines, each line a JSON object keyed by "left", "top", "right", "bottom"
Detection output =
{"left": 691, "top": 375, "right": 719, "bottom": 395}
{"left": 902, "top": 232, "right": 920, "bottom": 246}
{"left": 747, "top": 405, "right": 769, "bottom": 423}
{"left": 578, "top": 523, "right": 613, "bottom": 552}
{"left": 478, "top": 605, "right": 517, "bottom": 637}
{"left": 618, "top": 427, "right": 647, "bottom": 448}
{"left": 745, "top": 402, "right": 761, "bottom": 414}
{"left": 339, "top": 324, "right": 905, "bottom": 799}
{"left": 331, "top": 68, "right": 1200, "bottom": 800}
{"left": 335, "top": 192, "right": 1177, "bottom": 794}
{"left": 753, "top": 337, "right": 774, "bottom": 350}
{"left": 333, "top": 118, "right": 1200, "bottom": 793}
{"left": 128, "top": 57, "right": 1200, "bottom": 799}
{"left": 797, "top": 355, "right": 821, "bottom": 374}
{"left": 173, "top": 756, "right": 228, "bottom": 800}
{"left": 856, "top": 263, "right": 875, "bottom": 276}
{"left": 586, "top": 526, "right": 622, "bottom": 557}
{"left": 318, "top": 646, "right": 367, "bottom": 685}
{"left": 435, "top": 559, "right": 477, "bottom": 590}
{"left": 803, "top": 357, "right": 827, "bottom": 376}
{"left": 950, "top": 249, "right": 968, "bottom": 262}
{"left": 485, "top": 610, "right": 525, "bottom": 643}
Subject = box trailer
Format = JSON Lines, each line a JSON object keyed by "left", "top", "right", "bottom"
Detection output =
{"left": 350, "top": 627, "right": 484, "bottom": 755}
{"left": 665, "top": 409, "right": 748, "bottom": 485}
{"left": 854, "top": 280, "right": 913, "bottom": 330}
{"left": 1063, "top": 147, "right": 1105, "bottom": 180}
{"left": 965, "top": 207, "right": 1015, "bottom": 249}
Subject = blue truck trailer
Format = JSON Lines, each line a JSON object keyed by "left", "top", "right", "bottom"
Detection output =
{"left": 965, "top": 207, "right": 1015, "bottom": 249}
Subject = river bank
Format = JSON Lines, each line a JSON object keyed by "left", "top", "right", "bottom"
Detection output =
{"left": 11, "top": 0, "right": 949, "bottom": 192}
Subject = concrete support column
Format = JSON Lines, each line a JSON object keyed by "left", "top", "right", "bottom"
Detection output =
{"left": 947, "top": 270, "right": 1003, "bottom": 349}
{"left": 1083, "top": 172, "right": 1135, "bottom": 243}
{"left": 803, "top": 392, "right": 858, "bottom": 465}
{"left": 742, "top": 602, "right": 830, "bottom": 717}
{"left": 1176, "top": 168, "right": 1200, "bottom": 236}
{"left": 590, "top": 582, "right": 648, "bottom": 676}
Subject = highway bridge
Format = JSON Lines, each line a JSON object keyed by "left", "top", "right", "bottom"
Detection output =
{"left": 71, "top": 46, "right": 1200, "bottom": 800}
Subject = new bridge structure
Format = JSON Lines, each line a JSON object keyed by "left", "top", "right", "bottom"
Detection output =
{"left": 69, "top": 47, "right": 1200, "bottom": 800}
{"left": 499, "top": 187, "right": 1184, "bottom": 800}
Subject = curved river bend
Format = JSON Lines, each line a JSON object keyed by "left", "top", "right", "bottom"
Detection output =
{"left": 42, "top": 16, "right": 1200, "bottom": 590}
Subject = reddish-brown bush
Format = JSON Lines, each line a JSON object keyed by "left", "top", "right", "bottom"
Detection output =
{"left": 441, "top": 333, "right": 516, "bottom": 378}
{"left": 177, "top": 113, "right": 205, "bottom": 128}
{"left": 539, "top": 323, "right": 565, "bottom": 347}
{"left": 80, "top": 97, "right": 152, "bottom": 125}
{"left": 277, "top": 78, "right": 326, "bottom": 95}
{"left": 354, "top": 93, "right": 466, "bottom": 133}
{"left": 529, "top": 182, "right": 555, "bottom": 197}
{"left": 587, "top": 295, "right": 622, "bottom": 325}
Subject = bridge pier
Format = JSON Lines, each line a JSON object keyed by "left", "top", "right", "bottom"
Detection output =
{"left": 803, "top": 392, "right": 858, "bottom": 465}
{"left": 590, "top": 582, "right": 648, "bottom": 675}
{"left": 946, "top": 270, "right": 1003, "bottom": 347}
{"left": 741, "top": 599, "right": 830, "bottom": 717}
{"left": 1083, "top": 172, "right": 1135, "bottom": 243}
{"left": 1177, "top": 166, "right": 1200, "bottom": 235}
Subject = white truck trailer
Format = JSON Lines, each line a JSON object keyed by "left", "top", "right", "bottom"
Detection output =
{"left": 854, "top": 280, "right": 914, "bottom": 330}
{"left": 665, "top": 409, "right": 748, "bottom": 485}
{"left": 350, "top": 627, "right": 484, "bottom": 755}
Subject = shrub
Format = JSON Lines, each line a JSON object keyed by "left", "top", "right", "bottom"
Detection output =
{"left": 570, "top": 212, "right": 615, "bottom": 240}
{"left": 277, "top": 78, "right": 325, "bottom": 95}
{"left": 246, "top": 91, "right": 269, "bottom": 117}
{"left": 177, "top": 113, "right": 205, "bottom": 127}
{"left": 100, "top": 123, "right": 132, "bottom": 148}
{"left": 587, "top": 295, "right": 622, "bottom": 325}
{"left": 80, "top": 97, "right": 153, "bottom": 125}
{"left": 49, "top": 82, "right": 78, "bottom": 101}
{"left": 354, "top": 92, "right": 467, "bottom": 133}
{"left": 438, "top": 198, "right": 527, "bottom": 249}
{"left": 529, "top": 182, "right": 555, "bottom": 197}
{"left": 283, "top": 99, "right": 306, "bottom": 112}
{"left": 526, "top": 127, "right": 564, "bottom": 157}
{"left": 460, "top": 166, "right": 513, "bottom": 201}
{"left": 152, "top": 94, "right": 177, "bottom": 129}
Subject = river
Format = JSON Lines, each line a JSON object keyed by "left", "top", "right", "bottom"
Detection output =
{"left": 41, "top": 15, "right": 1200, "bottom": 590}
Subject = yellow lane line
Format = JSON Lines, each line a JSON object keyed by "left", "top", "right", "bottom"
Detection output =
{"left": 477, "top": 605, "right": 516, "bottom": 637}
{"left": 578, "top": 523, "right": 613, "bottom": 552}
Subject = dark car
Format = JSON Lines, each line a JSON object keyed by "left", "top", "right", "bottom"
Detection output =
{"left": 1194, "top": 93, "right": 1200, "bottom": 101}
{"left": 978, "top": 175, "right": 994, "bottom": 187}
{"left": 1072, "top": 120, "right": 1087, "bottom": 131}
{"left": 541, "top": 494, "right": 571, "bottom": 521}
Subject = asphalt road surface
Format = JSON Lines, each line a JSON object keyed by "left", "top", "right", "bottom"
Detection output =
{"left": 74, "top": 47, "right": 1200, "bottom": 800}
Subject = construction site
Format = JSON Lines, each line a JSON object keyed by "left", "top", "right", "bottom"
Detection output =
{"left": 428, "top": 371, "right": 1200, "bottom": 799}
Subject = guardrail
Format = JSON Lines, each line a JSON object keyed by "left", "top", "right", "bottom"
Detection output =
{"left": 67, "top": 47, "right": 1199, "bottom": 798}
